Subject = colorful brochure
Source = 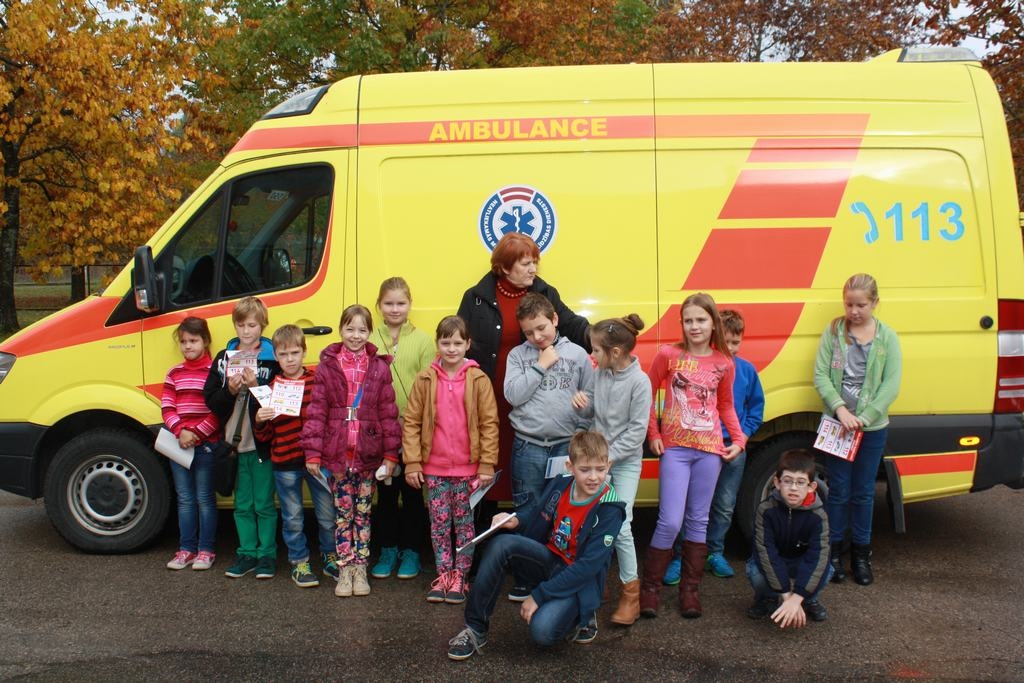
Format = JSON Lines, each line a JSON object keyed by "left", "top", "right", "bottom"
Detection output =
{"left": 813, "top": 414, "right": 863, "bottom": 461}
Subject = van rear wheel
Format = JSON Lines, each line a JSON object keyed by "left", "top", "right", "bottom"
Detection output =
{"left": 44, "top": 429, "right": 170, "bottom": 553}
{"left": 736, "top": 432, "right": 817, "bottom": 540}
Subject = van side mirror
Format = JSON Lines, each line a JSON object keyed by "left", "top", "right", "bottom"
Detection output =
{"left": 133, "top": 246, "right": 163, "bottom": 313}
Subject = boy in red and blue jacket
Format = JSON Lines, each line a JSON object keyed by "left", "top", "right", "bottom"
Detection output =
{"left": 447, "top": 431, "right": 626, "bottom": 661}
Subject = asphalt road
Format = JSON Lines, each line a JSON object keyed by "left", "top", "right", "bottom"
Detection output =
{"left": 1, "top": 486, "right": 1022, "bottom": 682}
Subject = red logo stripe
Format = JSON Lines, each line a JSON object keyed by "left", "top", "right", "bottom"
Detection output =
{"left": 719, "top": 169, "right": 852, "bottom": 219}
{"left": 231, "top": 124, "right": 357, "bottom": 153}
{"left": 658, "top": 114, "right": 869, "bottom": 138}
{"left": 891, "top": 452, "right": 977, "bottom": 477}
{"left": 683, "top": 228, "right": 830, "bottom": 290}
{"left": 747, "top": 138, "right": 864, "bottom": 163}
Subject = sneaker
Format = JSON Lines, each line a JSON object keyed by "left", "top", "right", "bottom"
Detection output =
{"left": 662, "top": 556, "right": 681, "bottom": 585}
{"left": 705, "top": 553, "right": 735, "bottom": 578}
{"left": 427, "top": 572, "right": 450, "bottom": 603}
{"left": 396, "top": 549, "right": 421, "bottom": 579}
{"left": 447, "top": 626, "right": 487, "bottom": 661}
{"left": 445, "top": 572, "right": 467, "bottom": 604}
{"left": 371, "top": 547, "right": 399, "bottom": 579}
{"left": 352, "top": 565, "right": 371, "bottom": 596}
{"left": 574, "top": 616, "right": 599, "bottom": 644}
{"left": 321, "top": 552, "right": 340, "bottom": 581}
{"left": 192, "top": 551, "right": 216, "bottom": 571}
{"left": 747, "top": 596, "right": 778, "bottom": 619}
{"left": 335, "top": 566, "right": 353, "bottom": 597}
{"left": 507, "top": 584, "right": 531, "bottom": 602}
{"left": 224, "top": 554, "right": 258, "bottom": 578}
{"left": 166, "top": 550, "right": 196, "bottom": 570}
{"left": 255, "top": 556, "right": 276, "bottom": 579}
{"left": 803, "top": 599, "right": 828, "bottom": 622}
{"left": 291, "top": 561, "right": 320, "bottom": 588}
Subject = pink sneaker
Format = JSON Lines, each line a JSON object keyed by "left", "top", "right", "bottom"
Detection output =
{"left": 192, "top": 551, "right": 216, "bottom": 571}
{"left": 426, "top": 571, "right": 451, "bottom": 603}
{"left": 445, "top": 572, "right": 467, "bottom": 604}
{"left": 166, "top": 550, "right": 197, "bottom": 570}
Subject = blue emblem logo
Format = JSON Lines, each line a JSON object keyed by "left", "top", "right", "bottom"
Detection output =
{"left": 478, "top": 185, "right": 557, "bottom": 253}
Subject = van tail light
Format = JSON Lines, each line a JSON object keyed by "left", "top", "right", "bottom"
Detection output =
{"left": 995, "top": 299, "right": 1024, "bottom": 413}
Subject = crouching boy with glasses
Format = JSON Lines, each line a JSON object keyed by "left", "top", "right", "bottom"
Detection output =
{"left": 745, "top": 448, "right": 833, "bottom": 627}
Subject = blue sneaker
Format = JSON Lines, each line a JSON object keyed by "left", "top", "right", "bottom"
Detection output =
{"left": 371, "top": 547, "right": 399, "bottom": 579}
{"left": 396, "top": 549, "right": 421, "bottom": 579}
{"left": 705, "top": 552, "right": 735, "bottom": 578}
{"left": 663, "top": 556, "right": 681, "bottom": 585}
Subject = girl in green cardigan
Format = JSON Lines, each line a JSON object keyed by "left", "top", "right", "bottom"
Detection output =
{"left": 813, "top": 273, "right": 901, "bottom": 587}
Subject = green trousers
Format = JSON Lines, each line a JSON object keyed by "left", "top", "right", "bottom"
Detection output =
{"left": 233, "top": 450, "right": 277, "bottom": 558}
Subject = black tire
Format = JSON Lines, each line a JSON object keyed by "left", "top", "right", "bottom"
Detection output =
{"left": 44, "top": 429, "right": 170, "bottom": 553}
{"left": 735, "top": 432, "right": 818, "bottom": 540}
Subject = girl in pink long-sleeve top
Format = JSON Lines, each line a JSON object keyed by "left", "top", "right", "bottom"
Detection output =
{"left": 162, "top": 317, "right": 220, "bottom": 571}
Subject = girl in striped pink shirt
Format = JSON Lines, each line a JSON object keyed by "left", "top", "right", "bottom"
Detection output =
{"left": 162, "top": 317, "right": 220, "bottom": 571}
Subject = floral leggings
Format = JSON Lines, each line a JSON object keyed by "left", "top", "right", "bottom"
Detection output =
{"left": 331, "top": 469, "right": 375, "bottom": 567}
{"left": 426, "top": 475, "right": 474, "bottom": 575}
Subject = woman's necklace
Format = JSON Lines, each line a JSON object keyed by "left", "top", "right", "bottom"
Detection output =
{"left": 496, "top": 279, "right": 527, "bottom": 298}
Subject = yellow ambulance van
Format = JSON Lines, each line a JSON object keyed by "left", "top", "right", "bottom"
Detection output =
{"left": 1, "top": 47, "right": 1022, "bottom": 552}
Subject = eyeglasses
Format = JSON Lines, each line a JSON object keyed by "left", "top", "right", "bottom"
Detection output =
{"left": 779, "top": 477, "right": 811, "bottom": 489}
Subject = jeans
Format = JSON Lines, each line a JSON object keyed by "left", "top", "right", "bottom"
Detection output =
{"left": 273, "top": 469, "right": 336, "bottom": 564}
{"left": 464, "top": 533, "right": 578, "bottom": 646}
{"left": 511, "top": 437, "right": 570, "bottom": 516}
{"left": 170, "top": 443, "right": 217, "bottom": 553}
{"left": 610, "top": 457, "right": 641, "bottom": 582}
{"left": 746, "top": 556, "right": 833, "bottom": 602}
{"left": 705, "top": 450, "right": 747, "bottom": 555}
{"left": 826, "top": 428, "right": 888, "bottom": 545}
{"left": 650, "top": 447, "right": 722, "bottom": 549}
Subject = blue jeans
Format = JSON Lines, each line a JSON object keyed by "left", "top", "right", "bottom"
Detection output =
{"left": 170, "top": 443, "right": 217, "bottom": 553}
{"left": 826, "top": 428, "right": 888, "bottom": 545}
{"left": 745, "top": 557, "right": 833, "bottom": 602}
{"left": 705, "top": 450, "right": 747, "bottom": 555}
{"left": 511, "top": 437, "right": 570, "bottom": 517}
{"left": 465, "top": 534, "right": 579, "bottom": 646}
{"left": 273, "top": 469, "right": 336, "bottom": 564}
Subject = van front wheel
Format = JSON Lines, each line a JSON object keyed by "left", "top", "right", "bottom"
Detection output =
{"left": 44, "top": 429, "right": 170, "bottom": 553}
{"left": 735, "top": 432, "right": 817, "bottom": 540}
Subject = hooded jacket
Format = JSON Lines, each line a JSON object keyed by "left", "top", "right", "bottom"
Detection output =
{"left": 752, "top": 486, "right": 831, "bottom": 599}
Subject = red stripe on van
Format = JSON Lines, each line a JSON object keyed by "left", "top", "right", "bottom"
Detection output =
{"left": 719, "top": 169, "right": 852, "bottom": 219}
{"left": 658, "top": 114, "right": 869, "bottom": 138}
{"left": 747, "top": 138, "right": 864, "bottom": 163}
{"left": 683, "top": 228, "right": 830, "bottom": 289}
{"left": 231, "top": 124, "right": 358, "bottom": 153}
{"left": 0, "top": 297, "right": 129, "bottom": 357}
{"left": 891, "top": 452, "right": 977, "bottom": 477}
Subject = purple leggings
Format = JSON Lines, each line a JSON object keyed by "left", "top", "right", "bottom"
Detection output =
{"left": 650, "top": 446, "right": 723, "bottom": 549}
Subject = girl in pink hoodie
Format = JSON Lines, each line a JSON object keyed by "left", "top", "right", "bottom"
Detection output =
{"left": 403, "top": 316, "right": 499, "bottom": 604}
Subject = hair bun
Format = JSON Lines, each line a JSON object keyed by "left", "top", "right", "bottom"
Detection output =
{"left": 621, "top": 313, "right": 644, "bottom": 335}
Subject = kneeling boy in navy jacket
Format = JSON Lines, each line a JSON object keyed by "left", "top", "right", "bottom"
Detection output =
{"left": 447, "top": 431, "right": 625, "bottom": 660}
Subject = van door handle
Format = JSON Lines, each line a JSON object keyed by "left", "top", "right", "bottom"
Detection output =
{"left": 302, "top": 326, "right": 333, "bottom": 336}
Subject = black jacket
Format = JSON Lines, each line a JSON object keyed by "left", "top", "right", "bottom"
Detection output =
{"left": 457, "top": 272, "right": 591, "bottom": 379}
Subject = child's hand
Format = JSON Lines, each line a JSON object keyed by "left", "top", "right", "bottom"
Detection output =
{"left": 650, "top": 438, "right": 665, "bottom": 456}
{"left": 255, "top": 406, "right": 275, "bottom": 423}
{"left": 772, "top": 593, "right": 807, "bottom": 629}
{"left": 490, "top": 512, "right": 519, "bottom": 530}
{"left": 405, "top": 471, "right": 424, "bottom": 489}
{"left": 227, "top": 373, "right": 245, "bottom": 395}
{"left": 519, "top": 595, "right": 538, "bottom": 624}
{"left": 241, "top": 367, "right": 258, "bottom": 388}
{"left": 475, "top": 473, "right": 494, "bottom": 488}
{"left": 721, "top": 443, "right": 743, "bottom": 462}
{"left": 305, "top": 462, "right": 321, "bottom": 478}
{"left": 177, "top": 429, "right": 197, "bottom": 449}
{"left": 537, "top": 345, "right": 559, "bottom": 370}
{"left": 835, "top": 406, "right": 863, "bottom": 432}
{"left": 571, "top": 391, "right": 589, "bottom": 410}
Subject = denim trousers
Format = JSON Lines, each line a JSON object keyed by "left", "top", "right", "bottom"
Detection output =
{"left": 745, "top": 556, "right": 833, "bottom": 602}
{"left": 511, "top": 437, "right": 570, "bottom": 514}
{"left": 170, "top": 443, "right": 217, "bottom": 553}
{"left": 705, "top": 450, "right": 747, "bottom": 555}
{"left": 826, "top": 428, "right": 888, "bottom": 545}
{"left": 650, "top": 447, "right": 722, "bottom": 549}
{"left": 464, "top": 533, "right": 578, "bottom": 646}
{"left": 273, "top": 469, "right": 337, "bottom": 564}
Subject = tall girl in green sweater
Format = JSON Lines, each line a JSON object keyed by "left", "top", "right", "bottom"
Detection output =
{"left": 370, "top": 277, "right": 436, "bottom": 580}
{"left": 813, "top": 273, "right": 901, "bottom": 587}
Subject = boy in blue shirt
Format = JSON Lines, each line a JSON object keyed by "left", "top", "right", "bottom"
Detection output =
{"left": 447, "top": 431, "right": 625, "bottom": 660}
{"left": 746, "top": 448, "right": 832, "bottom": 627}
{"left": 664, "top": 309, "right": 765, "bottom": 583}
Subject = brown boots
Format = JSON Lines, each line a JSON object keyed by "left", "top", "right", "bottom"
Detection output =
{"left": 610, "top": 579, "right": 640, "bottom": 625}
{"left": 639, "top": 546, "right": 674, "bottom": 617}
{"left": 679, "top": 541, "right": 707, "bottom": 618}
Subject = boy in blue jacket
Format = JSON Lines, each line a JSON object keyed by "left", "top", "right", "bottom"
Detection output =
{"left": 448, "top": 431, "right": 626, "bottom": 660}
{"left": 746, "top": 448, "right": 833, "bottom": 628}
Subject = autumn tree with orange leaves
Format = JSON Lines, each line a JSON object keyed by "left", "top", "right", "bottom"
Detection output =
{"left": 0, "top": 0, "right": 217, "bottom": 332}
